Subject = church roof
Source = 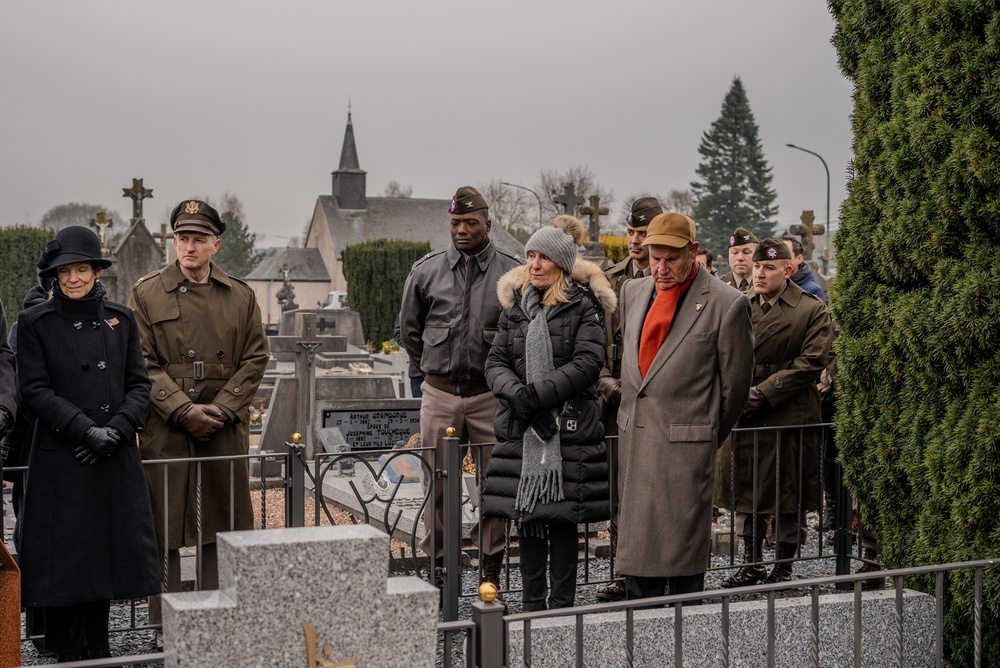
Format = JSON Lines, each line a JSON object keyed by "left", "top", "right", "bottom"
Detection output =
{"left": 246, "top": 247, "right": 330, "bottom": 281}
{"left": 337, "top": 112, "right": 365, "bottom": 174}
{"left": 316, "top": 195, "right": 524, "bottom": 259}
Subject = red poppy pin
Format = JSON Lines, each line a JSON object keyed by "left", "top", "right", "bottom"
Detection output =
{"left": 105, "top": 317, "right": 120, "bottom": 330}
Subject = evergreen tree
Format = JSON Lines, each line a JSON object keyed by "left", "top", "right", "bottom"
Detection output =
{"left": 342, "top": 239, "right": 430, "bottom": 345}
{"left": 214, "top": 211, "right": 261, "bottom": 278}
{"left": 691, "top": 76, "right": 778, "bottom": 253}
{"left": 830, "top": 3, "right": 1000, "bottom": 666}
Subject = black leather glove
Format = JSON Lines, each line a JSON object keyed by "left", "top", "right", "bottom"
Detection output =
{"left": 502, "top": 386, "right": 540, "bottom": 422}
{"left": 743, "top": 386, "right": 768, "bottom": 418}
{"left": 76, "top": 426, "right": 122, "bottom": 465}
{"left": 530, "top": 411, "right": 558, "bottom": 441}
{"left": 595, "top": 376, "right": 622, "bottom": 407}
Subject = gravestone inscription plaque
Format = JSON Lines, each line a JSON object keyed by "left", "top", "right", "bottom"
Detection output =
{"left": 322, "top": 408, "right": 420, "bottom": 451}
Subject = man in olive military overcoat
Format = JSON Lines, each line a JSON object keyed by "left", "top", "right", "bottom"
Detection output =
{"left": 717, "top": 238, "right": 832, "bottom": 587}
{"left": 130, "top": 200, "right": 269, "bottom": 629}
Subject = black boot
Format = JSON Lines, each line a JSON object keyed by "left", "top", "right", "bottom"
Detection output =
{"left": 856, "top": 548, "right": 886, "bottom": 590}
{"left": 821, "top": 492, "right": 836, "bottom": 532}
{"left": 596, "top": 524, "right": 625, "bottom": 601}
{"left": 87, "top": 643, "right": 112, "bottom": 659}
{"left": 721, "top": 538, "right": 767, "bottom": 588}
{"left": 761, "top": 542, "right": 797, "bottom": 584}
{"left": 56, "top": 650, "right": 85, "bottom": 663}
{"left": 481, "top": 550, "right": 505, "bottom": 588}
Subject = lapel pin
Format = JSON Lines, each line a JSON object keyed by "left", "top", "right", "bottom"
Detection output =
{"left": 695, "top": 303, "right": 703, "bottom": 312}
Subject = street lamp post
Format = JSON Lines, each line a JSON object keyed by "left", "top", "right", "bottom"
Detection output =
{"left": 786, "top": 143, "right": 831, "bottom": 265}
{"left": 501, "top": 181, "right": 543, "bottom": 230}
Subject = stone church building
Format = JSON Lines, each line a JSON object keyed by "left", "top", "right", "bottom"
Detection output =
{"left": 246, "top": 112, "right": 523, "bottom": 324}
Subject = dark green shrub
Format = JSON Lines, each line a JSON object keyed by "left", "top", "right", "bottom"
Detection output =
{"left": 830, "top": 3, "right": 1000, "bottom": 665}
{"left": 342, "top": 239, "right": 431, "bottom": 346}
{"left": 0, "top": 227, "right": 52, "bottom": 321}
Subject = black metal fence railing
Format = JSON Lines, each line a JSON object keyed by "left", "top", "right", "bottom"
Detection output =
{"left": 0, "top": 422, "right": 910, "bottom": 667}
{"left": 485, "top": 559, "right": 1000, "bottom": 668}
{"left": 719, "top": 422, "right": 853, "bottom": 576}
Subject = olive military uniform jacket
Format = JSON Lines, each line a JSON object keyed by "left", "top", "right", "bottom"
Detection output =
{"left": 129, "top": 261, "right": 269, "bottom": 549}
{"left": 616, "top": 269, "right": 754, "bottom": 577}
{"left": 719, "top": 270, "right": 752, "bottom": 292}
{"left": 482, "top": 260, "right": 614, "bottom": 525}
{"left": 600, "top": 257, "right": 649, "bottom": 380}
{"left": 714, "top": 280, "right": 833, "bottom": 515}
{"left": 399, "top": 241, "right": 521, "bottom": 397}
{"left": 16, "top": 289, "right": 159, "bottom": 607}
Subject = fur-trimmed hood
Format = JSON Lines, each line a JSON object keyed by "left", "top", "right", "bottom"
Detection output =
{"left": 496, "top": 258, "right": 617, "bottom": 313}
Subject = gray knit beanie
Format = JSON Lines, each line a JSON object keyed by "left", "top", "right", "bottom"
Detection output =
{"left": 525, "top": 226, "right": 577, "bottom": 275}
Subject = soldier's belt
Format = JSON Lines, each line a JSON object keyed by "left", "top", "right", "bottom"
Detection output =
{"left": 424, "top": 373, "right": 490, "bottom": 398}
{"left": 166, "top": 362, "right": 237, "bottom": 381}
{"left": 754, "top": 361, "right": 794, "bottom": 377}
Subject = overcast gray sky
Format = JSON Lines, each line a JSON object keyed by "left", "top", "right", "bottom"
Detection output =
{"left": 2, "top": 0, "right": 853, "bottom": 253}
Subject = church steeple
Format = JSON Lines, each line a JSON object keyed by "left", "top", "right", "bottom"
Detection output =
{"left": 338, "top": 106, "right": 362, "bottom": 171}
{"left": 332, "top": 105, "right": 367, "bottom": 209}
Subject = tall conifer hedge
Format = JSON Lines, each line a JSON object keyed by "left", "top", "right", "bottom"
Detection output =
{"left": 0, "top": 227, "right": 52, "bottom": 321}
{"left": 342, "top": 239, "right": 431, "bottom": 347}
{"left": 830, "top": 3, "right": 1000, "bottom": 664}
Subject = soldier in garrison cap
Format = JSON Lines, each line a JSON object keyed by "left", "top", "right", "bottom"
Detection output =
{"left": 717, "top": 237, "right": 832, "bottom": 588}
{"left": 720, "top": 227, "right": 759, "bottom": 292}
{"left": 129, "top": 199, "right": 269, "bottom": 643}
{"left": 398, "top": 186, "right": 521, "bottom": 593}
{"left": 593, "top": 196, "right": 661, "bottom": 602}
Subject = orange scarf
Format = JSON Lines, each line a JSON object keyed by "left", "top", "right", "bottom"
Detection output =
{"left": 638, "top": 262, "right": 699, "bottom": 378}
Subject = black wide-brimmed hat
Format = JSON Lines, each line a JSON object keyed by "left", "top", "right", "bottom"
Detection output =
{"left": 37, "top": 225, "right": 113, "bottom": 278}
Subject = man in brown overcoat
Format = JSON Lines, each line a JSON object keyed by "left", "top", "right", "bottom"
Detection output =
{"left": 717, "top": 238, "right": 832, "bottom": 587}
{"left": 615, "top": 213, "right": 754, "bottom": 600}
{"left": 130, "top": 200, "right": 269, "bottom": 634}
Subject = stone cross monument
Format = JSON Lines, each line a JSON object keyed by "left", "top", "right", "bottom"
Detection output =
{"left": 122, "top": 177, "right": 153, "bottom": 221}
{"left": 788, "top": 210, "right": 825, "bottom": 262}
{"left": 579, "top": 194, "right": 609, "bottom": 267}
{"left": 90, "top": 211, "right": 113, "bottom": 252}
{"left": 275, "top": 263, "right": 299, "bottom": 312}
{"left": 553, "top": 183, "right": 584, "bottom": 216}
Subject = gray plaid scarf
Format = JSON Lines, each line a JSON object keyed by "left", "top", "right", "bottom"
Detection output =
{"left": 515, "top": 286, "right": 564, "bottom": 526}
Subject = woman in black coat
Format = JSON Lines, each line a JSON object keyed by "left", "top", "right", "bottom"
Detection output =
{"left": 16, "top": 226, "right": 159, "bottom": 662}
{"left": 482, "top": 217, "right": 615, "bottom": 611}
